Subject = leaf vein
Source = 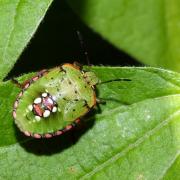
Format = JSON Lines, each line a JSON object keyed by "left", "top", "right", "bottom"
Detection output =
{"left": 80, "top": 109, "right": 180, "bottom": 179}
{"left": 160, "top": 153, "right": 180, "bottom": 179}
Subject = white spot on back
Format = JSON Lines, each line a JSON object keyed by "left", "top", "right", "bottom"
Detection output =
{"left": 43, "top": 110, "right": 50, "bottom": 118}
{"left": 34, "top": 97, "right": 42, "bottom": 104}
{"left": 42, "top": 93, "right": 48, "bottom": 97}
{"left": 52, "top": 106, "right": 57, "bottom": 113}
{"left": 35, "top": 116, "right": 41, "bottom": 121}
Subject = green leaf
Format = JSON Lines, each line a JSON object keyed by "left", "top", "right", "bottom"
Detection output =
{"left": 163, "top": 155, "right": 180, "bottom": 180}
{"left": 0, "top": 0, "right": 53, "bottom": 81}
{"left": 0, "top": 67, "right": 179, "bottom": 179}
{"left": 67, "top": 0, "right": 180, "bottom": 71}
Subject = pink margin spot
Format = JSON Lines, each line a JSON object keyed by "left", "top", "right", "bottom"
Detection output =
{"left": 75, "top": 119, "right": 80, "bottom": 123}
{"left": 45, "top": 134, "right": 52, "bottom": 138}
{"left": 66, "top": 125, "right": 72, "bottom": 130}
{"left": 34, "top": 134, "right": 41, "bottom": 139}
{"left": 14, "top": 101, "right": 18, "bottom": 109}
{"left": 24, "top": 131, "right": 31, "bottom": 136}
{"left": 24, "top": 83, "right": 30, "bottom": 89}
{"left": 18, "top": 91, "right": 23, "bottom": 97}
{"left": 56, "top": 131, "right": 63, "bottom": 135}
{"left": 32, "top": 76, "right": 39, "bottom": 81}
{"left": 13, "top": 111, "right": 16, "bottom": 118}
{"left": 40, "top": 69, "right": 48, "bottom": 76}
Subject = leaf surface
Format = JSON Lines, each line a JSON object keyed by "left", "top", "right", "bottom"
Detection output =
{"left": 0, "top": 67, "right": 179, "bottom": 179}
{"left": 0, "top": 0, "right": 53, "bottom": 80}
{"left": 67, "top": 0, "right": 180, "bottom": 71}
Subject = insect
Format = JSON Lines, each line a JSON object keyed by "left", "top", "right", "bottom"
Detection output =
{"left": 12, "top": 32, "right": 130, "bottom": 139}
{"left": 13, "top": 63, "right": 100, "bottom": 138}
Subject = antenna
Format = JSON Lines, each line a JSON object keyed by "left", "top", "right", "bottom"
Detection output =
{"left": 76, "top": 30, "right": 90, "bottom": 66}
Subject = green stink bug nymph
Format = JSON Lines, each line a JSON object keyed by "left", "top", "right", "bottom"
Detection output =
{"left": 13, "top": 63, "right": 99, "bottom": 138}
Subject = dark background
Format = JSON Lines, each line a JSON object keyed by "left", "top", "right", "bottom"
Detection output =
{"left": 8, "top": 0, "right": 139, "bottom": 79}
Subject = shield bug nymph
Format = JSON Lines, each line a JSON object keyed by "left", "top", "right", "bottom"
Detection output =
{"left": 13, "top": 63, "right": 100, "bottom": 138}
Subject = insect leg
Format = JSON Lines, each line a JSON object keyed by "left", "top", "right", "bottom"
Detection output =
{"left": 96, "top": 98, "right": 106, "bottom": 104}
{"left": 11, "top": 78, "right": 24, "bottom": 89}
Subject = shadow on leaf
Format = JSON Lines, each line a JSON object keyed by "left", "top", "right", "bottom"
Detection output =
{"left": 14, "top": 116, "right": 95, "bottom": 156}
